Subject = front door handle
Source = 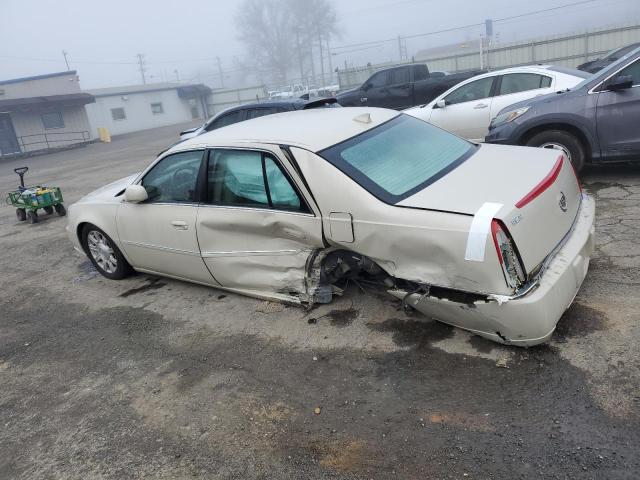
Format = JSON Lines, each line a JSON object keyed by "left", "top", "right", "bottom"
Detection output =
{"left": 474, "top": 103, "right": 489, "bottom": 109}
{"left": 171, "top": 221, "right": 188, "bottom": 230}
{"left": 361, "top": 97, "right": 368, "bottom": 103}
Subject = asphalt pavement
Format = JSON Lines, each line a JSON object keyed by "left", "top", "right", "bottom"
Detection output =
{"left": 1, "top": 123, "right": 639, "bottom": 479}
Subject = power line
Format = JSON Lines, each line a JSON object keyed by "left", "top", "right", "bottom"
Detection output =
{"left": 331, "top": 0, "right": 604, "bottom": 51}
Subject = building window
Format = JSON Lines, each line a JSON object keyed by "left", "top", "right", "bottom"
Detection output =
{"left": 41, "top": 112, "right": 64, "bottom": 129}
{"left": 151, "top": 102, "right": 164, "bottom": 115}
{"left": 111, "top": 108, "right": 126, "bottom": 121}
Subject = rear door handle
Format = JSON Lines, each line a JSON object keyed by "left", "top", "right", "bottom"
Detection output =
{"left": 474, "top": 103, "right": 489, "bottom": 109}
{"left": 171, "top": 221, "right": 188, "bottom": 230}
{"left": 361, "top": 97, "right": 368, "bottom": 103}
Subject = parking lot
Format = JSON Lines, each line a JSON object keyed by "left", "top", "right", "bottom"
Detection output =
{"left": 1, "top": 122, "right": 639, "bottom": 479}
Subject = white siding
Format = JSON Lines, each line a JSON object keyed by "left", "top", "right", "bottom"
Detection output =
{"left": 10, "top": 106, "right": 91, "bottom": 153}
{"left": 85, "top": 89, "right": 200, "bottom": 138}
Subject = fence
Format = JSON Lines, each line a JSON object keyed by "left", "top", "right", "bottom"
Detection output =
{"left": 17, "top": 131, "right": 91, "bottom": 154}
{"left": 337, "top": 22, "right": 640, "bottom": 90}
{"left": 205, "top": 85, "right": 268, "bottom": 115}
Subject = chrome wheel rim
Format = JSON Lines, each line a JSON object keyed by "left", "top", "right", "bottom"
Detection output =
{"left": 87, "top": 231, "right": 117, "bottom": 274}
{"left": 539, "top": 142, "right": 572, "bottom": 162}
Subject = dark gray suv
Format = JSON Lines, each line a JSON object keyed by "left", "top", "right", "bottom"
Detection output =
{"left": 486, "top": 47, "right": 640, "bottom": 171}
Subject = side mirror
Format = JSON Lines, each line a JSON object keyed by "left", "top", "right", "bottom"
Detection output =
{"left": 607, "top": 75, "right": 634, "bottom": 91}
{"left": 362, "top": 82, "right": 371, "bottom": 91}
{"left": 124, "top": 184, "right": 148, "bottom": 203}
{"left": 434, "top": 99, "right": 447, "bottom": 109}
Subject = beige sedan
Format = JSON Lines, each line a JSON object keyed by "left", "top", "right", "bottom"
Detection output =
{"left": 66, "top": 108, "right": 595, "bottom": 346}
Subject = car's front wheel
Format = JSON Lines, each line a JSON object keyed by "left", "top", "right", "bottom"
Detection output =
{"left": 525, "top": 130, "right": 586, "bottom": 172}
{"left": 81, "top": 225, "right": 132, "bottom": 280}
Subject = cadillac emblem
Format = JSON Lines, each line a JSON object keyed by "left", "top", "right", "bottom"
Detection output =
{"left": 558, "top": 192, "right": 567, "bottom": 212}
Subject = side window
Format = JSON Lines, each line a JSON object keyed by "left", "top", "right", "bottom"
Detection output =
{"left": 142, "top": 150, "right": 203, "bottom": 203}
{"left": 207, "top": 150, "right": 308, "bottom": 212}
{"left": 499, "top": 74, "right": 552, "bottom": 96}
{"left": 367, "top": 71, "right": 388, "bottom": 88}
{"left": 389, "top": 67, "right": 410, "bottom": 85}
{"left": 208, "top": 110, "right": 244, "bottom": 131}
{"left": 617, "top": 60, "right": 640, "bottom": 86}
{"left": 246, "top": 107, "right": 281, "bottom": 120}
{"left": 444, "top": 77, "right": 494, "bottom": 105}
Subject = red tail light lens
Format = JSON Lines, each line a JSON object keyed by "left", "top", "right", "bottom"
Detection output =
{"left": 515, "top": 155, "right": 564, "bottom": 209}
{"left": 491, "top": 220, "right": 526, "bottom": 289}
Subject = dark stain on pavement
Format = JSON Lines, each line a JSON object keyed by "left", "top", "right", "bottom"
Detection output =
{"left": 120, "top": 277, "right": 167, "bottom": 297}
{"left": 327, "top": 307, "right": 359, "bottom": 327}
{"left": 554, "top": 303, "right": 608, "bottom": 341}
{"left": 367, "top": 318, "right": 454, "bottom": 348}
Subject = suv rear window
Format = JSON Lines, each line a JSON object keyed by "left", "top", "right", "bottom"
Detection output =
{"left": 319, "top": 114, "right": 475, "bottom": 204}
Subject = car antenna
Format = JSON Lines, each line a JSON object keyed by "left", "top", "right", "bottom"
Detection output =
{"left": 353, "top": 113, "right": 372, "bottom": 124}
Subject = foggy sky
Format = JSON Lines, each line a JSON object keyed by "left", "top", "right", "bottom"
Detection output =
{"left": 1, "top": 0, "right": 638, "bottom": 89}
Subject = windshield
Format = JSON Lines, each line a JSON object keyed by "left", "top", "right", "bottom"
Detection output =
{"left": 573, "top": 46, "right": 640, "bottom": 90}
{"left": 319, "top": 114, "right": 475, "bottom": 204}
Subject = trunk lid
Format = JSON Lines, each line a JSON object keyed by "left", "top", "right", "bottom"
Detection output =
{"left": 398, "top": 144, "right": 581, "bottom": 272}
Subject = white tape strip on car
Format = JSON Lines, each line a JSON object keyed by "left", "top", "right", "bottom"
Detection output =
{"left": 464, "top": 202, "right": 503, "bottom": 262}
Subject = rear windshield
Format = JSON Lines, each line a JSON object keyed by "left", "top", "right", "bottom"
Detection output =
{"left": 319, "top": 114, "right": 475, "bottom": 204}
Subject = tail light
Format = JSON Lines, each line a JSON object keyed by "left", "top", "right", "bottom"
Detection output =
{"left": 515, "top": 155, "right": 563, "bottom": 209}
{"left": 491, "top": 220, "right": 526, "bottom": 290}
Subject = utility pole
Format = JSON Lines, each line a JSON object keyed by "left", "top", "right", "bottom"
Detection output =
{"left": 398, "top": 36, "right": 408, "bottom": 62}
{"left": 295, "top": 29, "right": 304, "bottom": 85}
{"left": 174, "top": 69, "right": 180, "bottom": 82}
{"left": 326, "top": 38, "right": 333, "bottom": 85}
{"left": 62, "top": 50, "right": 70, "bottom": 71}
{"left": 136, "top": 53, "right": 147, "bottom": 85}
{"left": 318, "top": 33, "right": 325, "bottom": 88}
{"left": 216, "top": 56, "right": 224, "bottom": 88}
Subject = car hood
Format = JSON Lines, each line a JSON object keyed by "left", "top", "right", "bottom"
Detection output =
{"left": 77, "top": 173, "right": 140, "bottom": 204}
{"left": 495, "top": 89, "right": 574, "bottom": 116}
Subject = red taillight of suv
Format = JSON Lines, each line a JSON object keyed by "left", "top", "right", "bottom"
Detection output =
{"left": 515, "top": 155, "right": 564, "bottom": 209}
{"left": 491, "top": 219, "right": 526, "bottom": 289}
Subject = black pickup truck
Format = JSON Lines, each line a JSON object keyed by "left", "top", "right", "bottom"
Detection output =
{"left": 336, "top": 64, "right": 484, "bottom": 110}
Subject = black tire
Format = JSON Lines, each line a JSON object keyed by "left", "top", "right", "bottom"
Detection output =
{"left": 81, "top": 225, "right": 133, "bottom": 280}
{"left": 27, "top": 210, "right": 39, "bottom": 224}
{"left": 16, "top": 208, "right": 27, "bottom": 221}
{"left": 44, "top": 206, "right": 54, "bottom": 214}
{"left": 525, "top": 130, "right": 586, "bottom": 172}
{"left": 54, "top": 203, "right": 66, "bottom": 216}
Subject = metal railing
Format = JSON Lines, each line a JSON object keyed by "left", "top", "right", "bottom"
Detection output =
{"left": 16, "top": 130, "right": 91, "bottom": 153}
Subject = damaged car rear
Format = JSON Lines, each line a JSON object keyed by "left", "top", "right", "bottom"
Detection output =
{"left": 66, "top": 107, "right": 595, "bottom": 346}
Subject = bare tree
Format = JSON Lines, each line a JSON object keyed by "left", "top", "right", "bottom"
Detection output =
{"left": 235, "top": 0, "right": 339, "bottom": 85}
{"left": 235, "top": 0, "right": 296, "bottom": 83}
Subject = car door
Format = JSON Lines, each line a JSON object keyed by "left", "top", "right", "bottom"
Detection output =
{"left": 385, "top": 66, "right": 412, "bottom": 109}
{"left": 595, "top": 58, "right": 640, "bottom": 160}
{"left": 116, "top": 149, "right": 218, "bottom": 285}
{"left": 428, "top": 76, "right": 496, "bottom": 141}
{"left": 196, "top": 147, "right": 325, "bottom": 296}
{"left": 362, "top": 70, "right": 390, "bottom": 107}
{"left": 490, "top": 73, "right": 553, "bottom": 122}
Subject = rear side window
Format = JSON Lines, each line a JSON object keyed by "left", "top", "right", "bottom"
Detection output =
{"left": 206, "top": 149, "right": 308, "bottom": 212}
{"left": 389, "top": 67, "right": 410, "bottom": 85}
{"left": 208, "top": 110, "right": 244, "bottom": 131}
{"left": 320, "top": 115, "right": 474, "bottom": 203}
{"left": 499, "top": 73, "right": 552, "bottom": 95}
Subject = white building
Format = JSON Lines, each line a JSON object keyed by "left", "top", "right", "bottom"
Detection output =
{"left": 84, "top": 83, "right": 211, "bottom": 138}
{"left": 0, "top": 71, "right": 94, "bottom": 157}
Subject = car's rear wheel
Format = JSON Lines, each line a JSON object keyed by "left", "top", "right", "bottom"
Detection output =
{"left": 525, "top": 130, "right": 585, "bottom": 172}
{"left": 81, "top": 225, "right": 132, "bottom": 280}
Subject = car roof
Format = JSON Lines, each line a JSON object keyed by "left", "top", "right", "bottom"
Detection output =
{"left": 171, "top": 107, "right": 399, "bottom": 153}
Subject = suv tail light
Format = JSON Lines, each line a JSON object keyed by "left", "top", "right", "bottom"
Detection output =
{"left": 491, "top": 220, "right": 526, "bottom": 289}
